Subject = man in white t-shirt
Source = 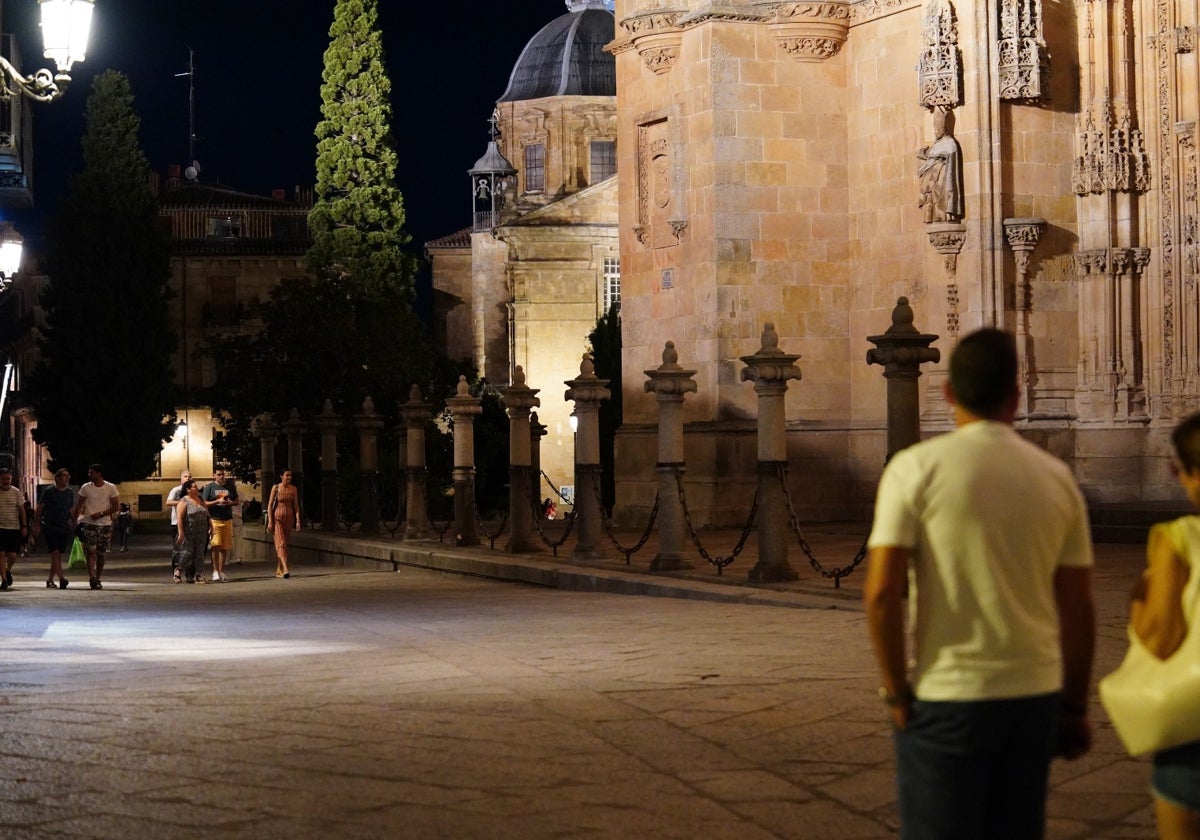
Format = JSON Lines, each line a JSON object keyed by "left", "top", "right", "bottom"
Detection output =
{"left": 0, "top": 468, "right": 27, "bottom": 590}
{"left": 863, "top": 328, "right": 1097, "bottom": 840}
{"left": 71, "top": 464, "right": 120, "bottom": 590}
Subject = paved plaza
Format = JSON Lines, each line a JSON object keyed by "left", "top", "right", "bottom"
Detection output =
{"left": 0, "top": 527, "right": 1163, "bottom": 838}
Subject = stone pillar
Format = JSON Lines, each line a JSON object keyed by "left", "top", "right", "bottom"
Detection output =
{"left": 354, "top": 396, "right": 384, "bottom": 535}
{"left": 284, "top": 408, "right": 306, "bottom": 520}
{"left": 314, "top": 399, "right": 341, "bottom": 532}
{"left": 500, "top": 366, "right": 542, "bottom": 553}
{"left": 1003, "top": 218, "right": 1045, "bottom": 415}
{"left": 740, "top": 323, "right": 802, "bottom": 583}
{"left": 394, "top": 418, "right": 408, "bottom": 535}
{"left": 643, "top": 341, "right": 697, "bottom": 571}
{"left": 445, "top": 376, "right": 483, "bottom": 547}
{"left": 867, "top": 298, "right": 942, "bottom": 460}
{"left": 400, "top": 385, "right": 432, "bottom": 540}
{"left": 253, "top": 413, "right": 278, "bottom": 511}
{"left": 565, "top": 354, "right": 611, "bottom": 561}
{"left": 529, "top": 411, "right": 547, "bottom": 516}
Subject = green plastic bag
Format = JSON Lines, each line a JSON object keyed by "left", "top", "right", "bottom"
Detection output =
{"left": 67, "top": 537, "right": 86, "bottom": 570}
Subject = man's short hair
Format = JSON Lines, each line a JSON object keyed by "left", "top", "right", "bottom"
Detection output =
{"left": 0, "top": 468, "right": 11, "bottom": 476}
{"left": 949, "top": 328, "right": 1018, "bottom": 417}
{"left": 88, "top": 464, "right": 103, "bottom": 474}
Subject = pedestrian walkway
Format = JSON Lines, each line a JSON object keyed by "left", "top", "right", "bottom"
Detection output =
{"left": 0, "top": 528, "right": 1161, "bottom": 838}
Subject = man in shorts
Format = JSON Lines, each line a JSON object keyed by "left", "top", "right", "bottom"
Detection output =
{"left": 34, "top": 468, "right": 75, "bottom": 589}
{"left": 72, "top": 464, "right": 120, "bottom": 590}
{"left": 202, "top": 467, "right": 239, "bottom": 582}
{"left": 0, "top": 468, "right": 27, "bottom": 590}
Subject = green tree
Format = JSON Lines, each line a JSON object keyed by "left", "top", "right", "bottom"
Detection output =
{"left": 26, "top": 70, "right": 175, "bottom": 482}
{"left": 201, "top": 276, "right": 460, "bottom": 482}
{"left": 307, "top": 0, "right": 416, "bottom": 298}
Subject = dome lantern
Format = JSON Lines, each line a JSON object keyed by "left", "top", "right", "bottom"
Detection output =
{"left": 468, "top": 114, "right": 517, "bottom": 232}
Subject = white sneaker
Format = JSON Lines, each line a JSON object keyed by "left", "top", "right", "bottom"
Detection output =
{"left": 210, "top": 573, "right": 221, "bottom": 583}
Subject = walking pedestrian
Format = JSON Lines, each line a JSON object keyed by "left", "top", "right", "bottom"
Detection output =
{"left": 71, "top": 464, "right": 120, "bottom": 590}
{"left": 34, "top": 468, "right": 75, "bottom": 589}
{"left": 166, "top": 470, "right": 192, "bottom": 581}
{"left": 201, "top": 467, "right": 239, "bottom": 582}
{"left": 1120, "top": 412, "right": 1200, "bottom": 839}
{"left": 174, "top": 479, "right": 212, "bottom": 584}
{"left": 0, "top": 467, "right": 27, "bottom": 590}
{"left": 116, "top": 502, "right": 133, "bottom": 551}
{"left": 265, "top": 469, "right": 300, "bottom": 578}
{"left": 862, "top": 327, "right": 1097, "bottom": 840}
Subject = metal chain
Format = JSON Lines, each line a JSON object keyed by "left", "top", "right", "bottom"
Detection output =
{"left": 370, "top": 474, "right": 405, "bottom": 538}
{"left": 672, "top": 465, "right": 758, "bottom": 574}
{"left": 590, "top": 469, "right": 659, "bottom": 565}
{"left": 422, "top": 477, "right": 454, "bottom": 542}
{"left": 470, "top": 476, "right": 509, "bottom": 549}
{"left": 774, "top": 462, "right": 867, "bottom": 588}
{"left": 540, "top": 471, "right": 574, "bottom": 504}
{"left": 528, "top": 484, "right": 578, "bottom": 556}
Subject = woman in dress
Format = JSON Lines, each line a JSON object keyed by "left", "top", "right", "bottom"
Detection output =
{"left": 174, "top": 480, "right": 212, "bottom": 583}
{"left": 266, "top": 469, "right": 300, "bottom": 578}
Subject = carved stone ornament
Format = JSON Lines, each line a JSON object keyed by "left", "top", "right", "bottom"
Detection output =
{"left": 926, "top": 221, "right": 966, "bottom": 276}
{"left": 1072, "top": 108, "right": 1151, "bottom": 195}
{"left": 917, "top": 0, "right": 962, "bottom": 109}
{"left": 759, "top": 2, "right": 851, "bottom": 63}
{"left": 997, "top": 0, "right": 1049, "bottom": 102}
{"left": 620, "top": 9, "right": 685, "bottom": 75}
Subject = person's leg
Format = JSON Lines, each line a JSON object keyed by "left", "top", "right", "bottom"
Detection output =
{"left": 895, "top": 700, "right": 989, "bottom": 840}
{"left": 984, "top": 694, "right": 1057, "bottom": 840}
{"left": 0, "top": 550, "right": 12, "bottom": 589}
{"left": 273, "top": 527, "right": 289, "bottom": 576}
{"left": 48, "top": 549, "right": 62, "bottom": 585}
{"left": 1154, "top": 742, "right": 1200, "bottom": 839}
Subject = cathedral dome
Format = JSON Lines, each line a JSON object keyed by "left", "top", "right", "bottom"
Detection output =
{"left": 498, "top": 1, "right": 616, "bottom": 102}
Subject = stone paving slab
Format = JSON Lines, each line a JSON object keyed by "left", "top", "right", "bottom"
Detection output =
{"left": 0, "top": 529, "right": 1164, "bottom": 838}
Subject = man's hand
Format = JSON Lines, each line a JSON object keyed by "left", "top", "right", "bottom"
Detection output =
{"left": 1055, "top": 710, "right": 1092, "bottom": 759}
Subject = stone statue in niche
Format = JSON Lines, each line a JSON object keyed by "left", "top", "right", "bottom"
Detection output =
{"left": 917, "top": 109, "right": 963, "bottom": 223}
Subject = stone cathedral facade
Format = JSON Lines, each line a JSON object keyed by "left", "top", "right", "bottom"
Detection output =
{"left": 606, "top": 0, "right": 1198, "bottom": 524}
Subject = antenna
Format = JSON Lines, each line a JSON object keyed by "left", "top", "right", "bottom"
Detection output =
{"left": 174, "top": 48, "right": 197, "bottom": 165}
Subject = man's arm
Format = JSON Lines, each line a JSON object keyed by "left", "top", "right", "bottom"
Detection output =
{"left": 1054, "top": 565, "right": 1096, "bottom": 759}
{"left": 863, "top": 545, "right": 913, "bottom": 729}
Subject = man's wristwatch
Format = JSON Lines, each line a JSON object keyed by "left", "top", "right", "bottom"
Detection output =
{"left": 878, "top": 685, "right": 915, "bottom": 707}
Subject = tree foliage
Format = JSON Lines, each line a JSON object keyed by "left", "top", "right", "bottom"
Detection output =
{"left": 307, "top": 0, "right": 416, "bottom": 298}
{"left": 26, "top": 70, "right": 175, "bottom": 482}
{"left": 201, "top": 278, "right": 463, "bottom": 481}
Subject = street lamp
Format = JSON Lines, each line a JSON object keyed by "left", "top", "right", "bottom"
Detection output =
{"left": 0, "top": 221, "right": 21, "bottom": 284}
{"left": 0, "top": 0, "right": 94, "bottom": 102}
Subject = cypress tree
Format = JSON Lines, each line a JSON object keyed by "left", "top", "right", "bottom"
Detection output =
{"left": 308, "top": 0, "right": 416, "bottom": 298}
{"left": 27, "top": 70, "right": 176, "bottom": 482}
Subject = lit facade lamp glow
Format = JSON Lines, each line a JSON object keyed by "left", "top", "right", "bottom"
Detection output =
{"left": 0, "top": 221, "right": 23, "bottom": 285}
{"left": 0, "top": 0, "right": 94, "bottom": 102}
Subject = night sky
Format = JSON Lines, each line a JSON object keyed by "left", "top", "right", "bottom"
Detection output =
{"left": 3, "top": 0, "right": 574, "bottom": 254}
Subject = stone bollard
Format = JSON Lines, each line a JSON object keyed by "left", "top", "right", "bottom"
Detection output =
{"left": 565, "top": 354, "right": 611, "bottom": 561}
{"left": 284, "top": 408, "right": 306, "bottom": 522}
{"left": 500, "top": 366, "right": 542, "bottom": 553}
{"left": 253, "top": 413, "right": 278, "bottom": 512}
{"left": 400, "top": 385, "right": 432, "bottom": 540}
{"left": 740, "top": 323, "right": 801, "bottom": 583}
{"left": 314, "top": 399, "right": 341, "bottom": 532}
{"left": 354, "top": 396, "right": 384, "bottom": 535}
{"left": 866, "top": 297, "right": 940, "bottom": 460}
{"left": 394, "top": 417, "right": 408, "bottom": 536}
{"left": 445, "top": 376, "right": 483, "bottom": 547}
{"left": 644, "top": 341, "right": 697, "bottom": 571}
{"left": 530, "top": 411, "right": 547, "bottom": 517}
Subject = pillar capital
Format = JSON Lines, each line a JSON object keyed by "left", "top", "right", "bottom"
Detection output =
{"left": 564, "top": 354, "right": 611, "bottom": 406}
{"left": 644, "top": 341, "right": 698, "bottom": 398}
{"left": 866, "top": 297, "right": 941, "bottom": 377}
{"left": 501, "top": 365, "right": 541, "bottom": 417}
{"left": 445, "top": 375, "right": 483, "bottom": 419}
{"left": 739, "top": 322, "right": 801, "bottom": 392}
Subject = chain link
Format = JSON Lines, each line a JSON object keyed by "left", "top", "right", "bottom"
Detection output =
{"left": 469, "top": 476, "right": 509, "bottom": 549}
{"left": 673, "top": 465, "right": 758, "bottom": 574}
{"left": 774, "top": 462, "right": 867, "bottom": 588}
{"left": 520, "top": 466, "right": 577, "bottom": 555}
{"left": 589, "top": 468, "right": 659, "bottom": 565}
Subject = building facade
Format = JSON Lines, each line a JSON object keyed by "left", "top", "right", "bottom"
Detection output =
{"left": 606, "top": 0, "right": 1195, "bottom": 524}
